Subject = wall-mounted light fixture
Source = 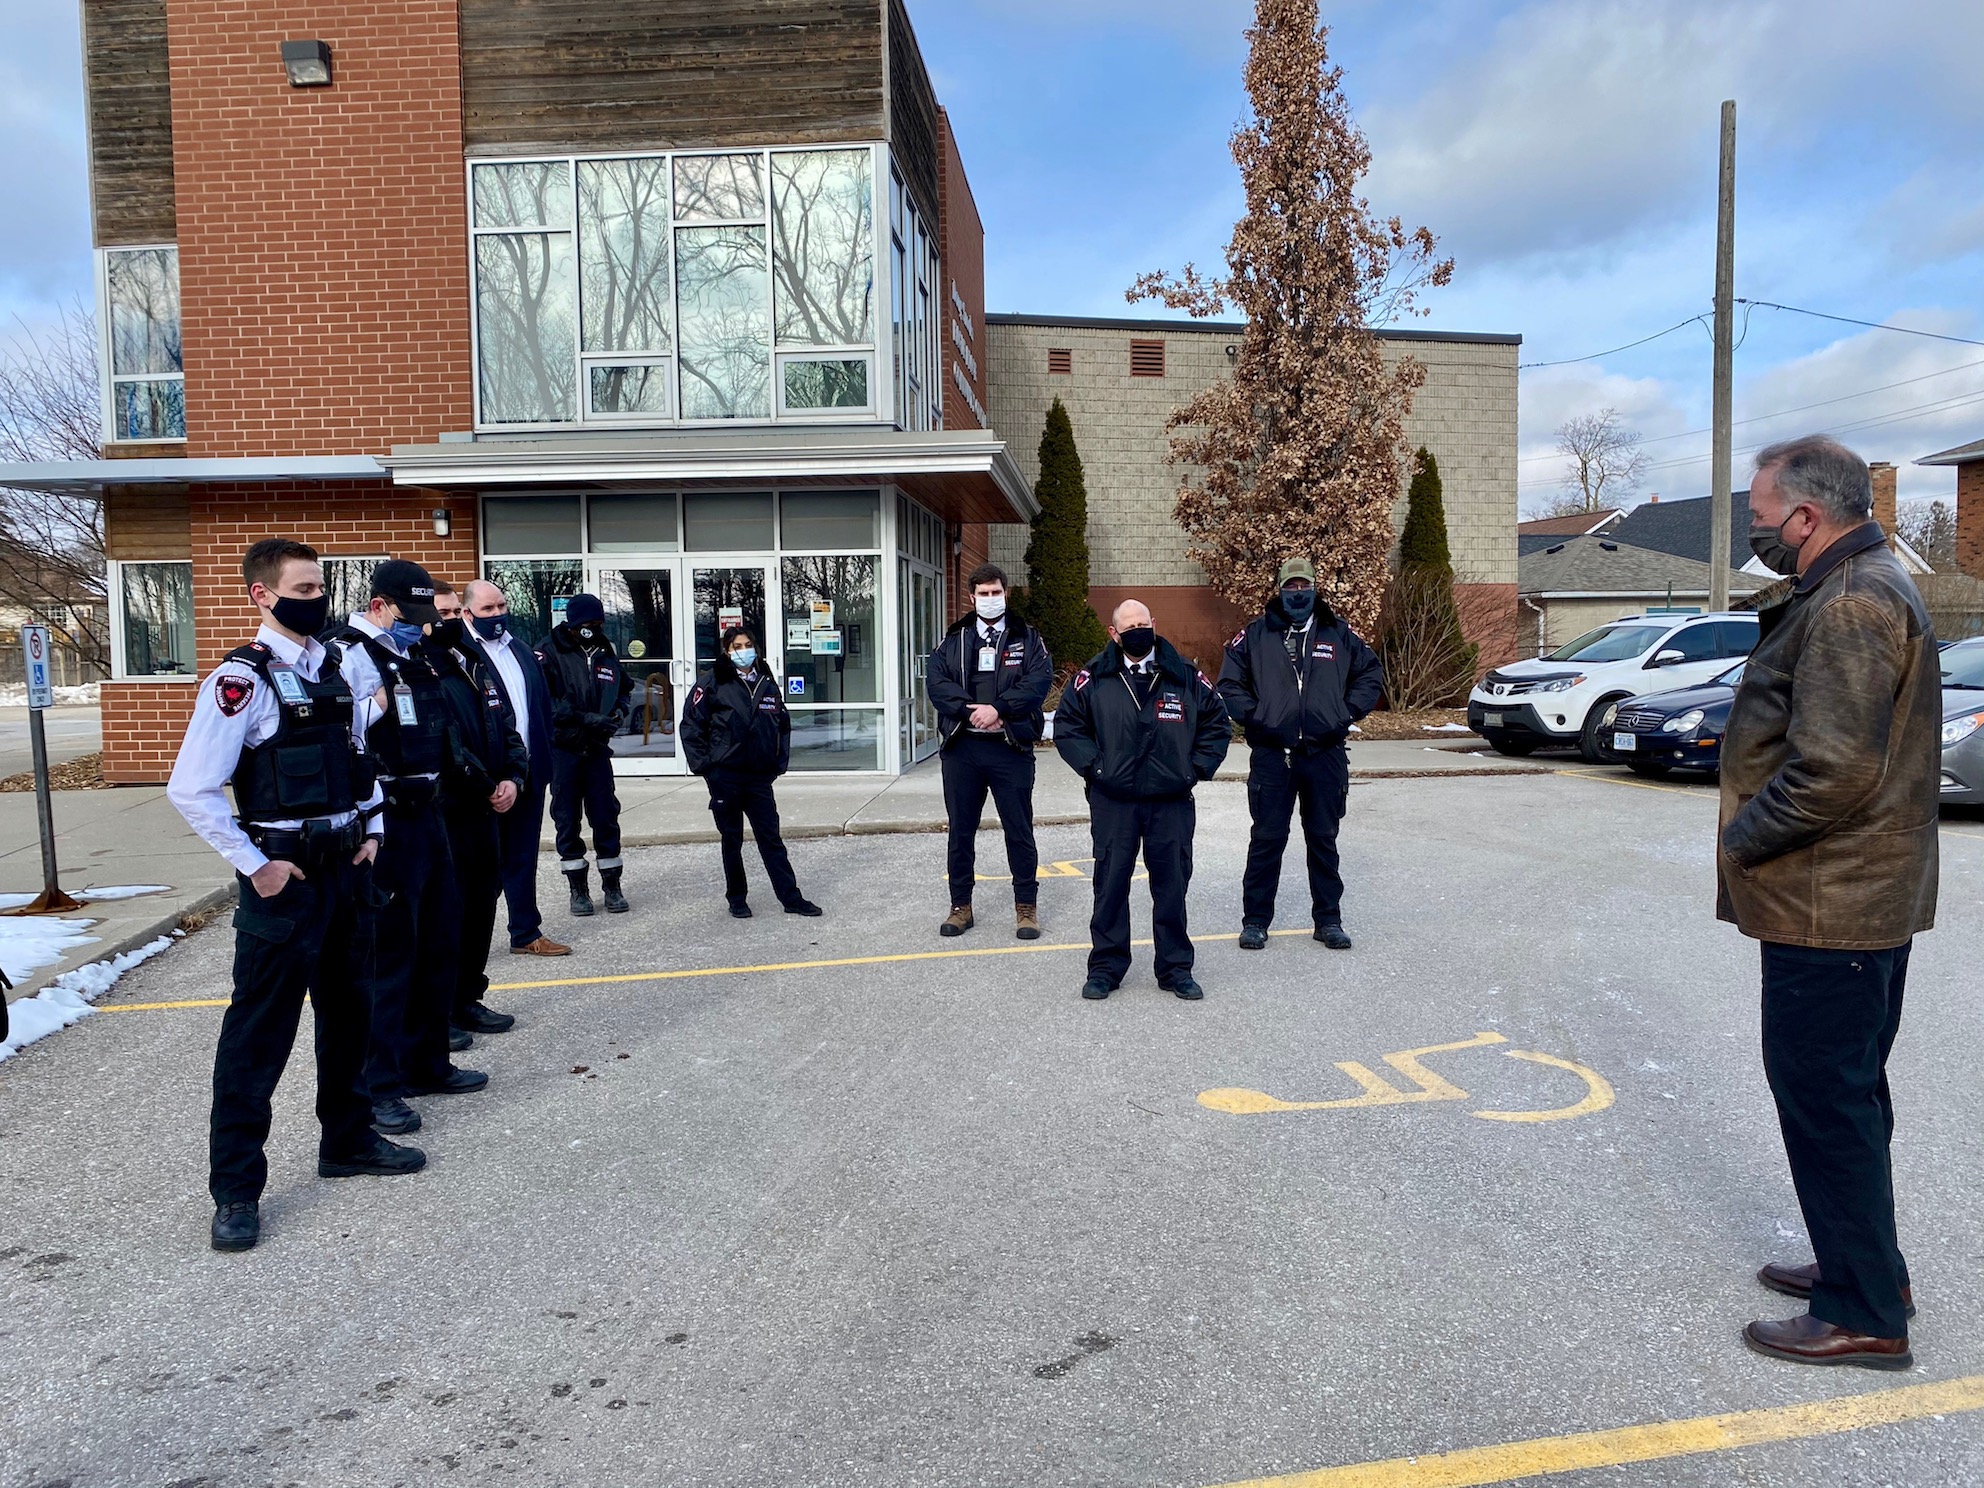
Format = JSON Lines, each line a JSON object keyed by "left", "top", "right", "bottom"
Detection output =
{"left": 280, "top": 40, "right": 333, "bottom": 87}
{"left": 431, "top": 508, "right": 452, "bottom": 538}
{"left": 1224, "top": 344, "right": 1239, "bottom": 361}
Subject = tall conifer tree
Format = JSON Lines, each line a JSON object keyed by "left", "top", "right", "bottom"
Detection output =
{"left": 1023, "top": 398, "right": 1109, "bottom": 666}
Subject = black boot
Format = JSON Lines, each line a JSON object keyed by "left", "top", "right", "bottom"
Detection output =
{"left": 565, "top": 866, "right": 595, "bottom": 917}
{"left": 601, "top": 867, "right": 629, "bottom": 914}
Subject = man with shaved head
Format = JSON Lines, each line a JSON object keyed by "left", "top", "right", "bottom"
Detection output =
{"left": 1053, "top": 599, "right": 1231, "bottom": 1001}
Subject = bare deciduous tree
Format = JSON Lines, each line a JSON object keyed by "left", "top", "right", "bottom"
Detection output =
{"left": 1897, "top": 497, "right": 1956, "bottom": 570}
{"left": 1550, "top": 408, "right": 1647, "bottom": 516}
{"left": 0, "top": 300, "right": 109, "bottom": 677}
{"left": 1126, "top": 0, "right": 1453, "bottom": 636}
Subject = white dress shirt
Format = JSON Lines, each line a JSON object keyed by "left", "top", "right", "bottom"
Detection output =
{"left": 343, "top": 612, "right": 439, "bottom": 781}
{"left": 166, "top": 622, "right": 384, "bottom": 877}
{"left": 480, "top": 628, "right": 531, "bottom": 756}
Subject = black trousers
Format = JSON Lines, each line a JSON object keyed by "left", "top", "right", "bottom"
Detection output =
{"left": 552, "top": 747, "right": 623, "bottom": 868}
{"left": 1761, "top": 939, "right": 1913, "bottom": 1338}
{"left": 707, "top": 770, "right": 802, "bottom": 908}
{"left": 444, "top": 803, "right": 503, "bottom": 1016}
{"left": 210, "top": 855, "right": 376, "bottom": 1204}
{"left": 499, "top": 780, "right": 547, "bottom": 949}
{"left": 942, "top": 734, "right": 1039, "bottom": 907}
{"left": 1241, "top": 744, "right": 1349, "bottom": 928}
{"left": 1087, "top": 791, "right": 1195, "bottom": 988}
{"left": 359, "top": 803, "right": 461, "bottom": 1101}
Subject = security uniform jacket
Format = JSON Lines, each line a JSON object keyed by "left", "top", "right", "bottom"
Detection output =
{"left": 681, "top": 653, "right": 791, "bottom": 779}
{"left": 423, "top": 635, "right": 529, "bottom": 810}
{"left": 927, "top": 612, "right": 1054, "bottom": 749}
{"left": 1217, "top": 597, "right": 1384, "bottom": 751}
{"left": 1717, "top": 523, "right": 1941, "bottom": 950}
{"left": 1054, "top": 637, "right": 1231, "bottom": 800}
{"left": 538, "top": 626, "right": 634, "bottom": 754}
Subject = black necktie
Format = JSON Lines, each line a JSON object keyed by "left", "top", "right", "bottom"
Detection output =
{"left": 1132, "top": 665, "right": 1153, "bottom": 705}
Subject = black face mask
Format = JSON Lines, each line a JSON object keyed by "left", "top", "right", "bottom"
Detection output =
{"left": 269, "top": 592, "right": 330, "bottom": 638}
{"left": 1748, "top": 517, "right": 1805, "bottom": 577}
{"left": 431, "top": 617, "right": 467, "bottom": 649}
{"left": 572, "top": 623, "right": 602, "bottom": 644}
{"left": 1279, "top": 587, "right": 1316, "bottom": 622}
{"left": 1118, "top": 626, "right": 1156, "bottom": 660}
{"left": 471, "top": 613, "right": 509, "bottom": 642}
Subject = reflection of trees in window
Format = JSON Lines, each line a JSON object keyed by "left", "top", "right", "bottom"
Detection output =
{"left": 771, "top": 151, "right": 873, "bottom": 347}
{"left": 580, "top": 158, "right": 672, "bottom": 356}
{"left": 320, "top": 558, "right": 386, "bottom": 631}
{"left": 106, "top": 249, "right": 181, "bottom": 374}
{"left": 482, "top": 560, "right": 581, "bottom": 646}
{"left": 597, "top": 569, "right": 674, "bottom": 657}
{"left": 477, "top": 234, "right": 576, "bottom": 423}
{"left": 119, "top": 561, "right": 192, "bottom": 675}
{"left": 782, "top": 555, "right": 878, "bottom": 701}
{"left": 677, "top": 227, "right": 769, "bottom": 420}
{"left": 785, "top": 359, "right": 868, "bottom": 410}
{"left": 674, "top": 155, "right": 764, "bottom": 222}
{"left": 474, "top": 162, "right": 572, "bottom": 228}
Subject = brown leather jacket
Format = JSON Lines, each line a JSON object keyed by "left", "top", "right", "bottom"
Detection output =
{"left": 1717, "top": 523, "right": 1940, "bottom": 949}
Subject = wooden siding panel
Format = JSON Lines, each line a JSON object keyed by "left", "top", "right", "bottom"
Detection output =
{"left": 82, "top": 0, "right": 178, "bottom": 244}
{"left": 104, "top": 486, "right": 192, "bottom": 561}
{"left": 460, "top": 0, "right": 887, "bottom": 154}
{"left": 887, "top": 0, "right": 939, "bottom": 223}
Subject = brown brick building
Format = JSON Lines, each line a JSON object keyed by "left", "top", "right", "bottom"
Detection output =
{"left": 10, "top": 0, "right": 1520, "bottom": 781}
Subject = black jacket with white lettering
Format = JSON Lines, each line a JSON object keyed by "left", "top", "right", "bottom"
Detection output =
{"left": 1052, "top": 637, "right": 1231, "bottom": 801}
{"left": 1216, "top": 596, "right": 1384, "bottom": 752}
{"left": 926, "top": 610, "right": 1054, "bottom": 750}
{"left": 680, "top": 651, "right": 791, "bottom": 778}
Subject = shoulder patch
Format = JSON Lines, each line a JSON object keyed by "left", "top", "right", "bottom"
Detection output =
{"left": 689, "top": 687, "right": 704, "bottom": 705}
{"left": 1198, "top": 670, "right": 1213, "bottom": 689}
{"left": 1229, "top": 629, "right": 1248, "bottom": 650}
{"left": 214, "top": 673, "right": 255, "bottom": 717}
{"left": 1072, "top": 669, "right": 1091, "bottom": 691}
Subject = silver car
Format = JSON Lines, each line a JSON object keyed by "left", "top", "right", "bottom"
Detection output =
{"left": 1940, "top": 637, "right": 1984, "bottom": 805}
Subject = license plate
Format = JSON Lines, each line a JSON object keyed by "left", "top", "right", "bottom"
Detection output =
{"left": 1485, "top": 712, "right": 1504, "bottom": 728}
{"left": 1613, "top": 732, "right": 1636, "bottom": 752}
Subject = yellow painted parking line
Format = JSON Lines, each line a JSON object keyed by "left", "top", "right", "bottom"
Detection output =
{"left": 1551, "top": 767, "right": 1708, "bottom": 798}
{"left": 98, "top": 999, "right": 231, "bottom": 1013}
{"left": 1203, "top": 1372, "right": 1984, "bottom": 1488}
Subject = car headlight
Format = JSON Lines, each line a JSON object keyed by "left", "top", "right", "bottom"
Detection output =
{"left": 1534, "top": 675, "right": 1585, "bottom": 694}
{"left": 1943, "top": 712, "right": 1984, "bottom": 749}
{"left": 1662, "top": 709, "right": 1706, "bottom": 734}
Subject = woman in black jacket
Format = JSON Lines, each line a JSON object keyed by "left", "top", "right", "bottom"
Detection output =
{"left": 680, "top": 627, "right": 822, "bottom": 919}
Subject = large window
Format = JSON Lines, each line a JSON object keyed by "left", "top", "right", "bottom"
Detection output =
{"left": 100, "top": 247, "right": 184, "bottom": 442}
{"left": 113, "top": 561, "right": 194, "bottom": 678}
{"left": 470, "top": 146, "right": 884, "bottom": 430}
{"left": 889, "top": 171, "right": 942, "bottom": 433}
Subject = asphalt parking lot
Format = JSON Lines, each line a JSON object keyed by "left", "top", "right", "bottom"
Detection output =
{"left": 3, "top": 768, "right": 1982, "bottom": 1488}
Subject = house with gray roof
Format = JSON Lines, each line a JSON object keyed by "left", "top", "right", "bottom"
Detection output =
{"left": 1517, "top": 534, "right": 1761, "bottom": 655}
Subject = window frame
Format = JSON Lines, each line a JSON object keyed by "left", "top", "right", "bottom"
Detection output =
{"left": 107, "top": 558, "right": 196, "bottom": 683}
{"left": 96, "top": 244, "right": 186, "bottom": 445}
{"left": 466, "top": 143, "right": 894, "bottom": 434}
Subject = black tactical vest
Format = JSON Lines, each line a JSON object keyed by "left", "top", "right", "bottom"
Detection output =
{"left": 227, "top": 641, "right": 364, "bottom": 822}
{"left": 345, "top": 631, "right": 450, "bottom": 778}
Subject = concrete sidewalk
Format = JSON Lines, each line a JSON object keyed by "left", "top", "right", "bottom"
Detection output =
{"left": 0, "top": 738, "right": 1543, "bottom": 1006}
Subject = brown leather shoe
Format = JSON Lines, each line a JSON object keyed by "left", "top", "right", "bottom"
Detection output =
{"left": 1759, "top": 1260, "right": 1915, "bottom": 1319}
{"left": 1015, "top": 903, "right": 1040, "bottom": 940}
{"left": 1744, "top": 1313, "right": 1912, "bottom": 1371}
{"left": 940, "top": 905, "right": 974, "bottom": 938}
{"left": 511, "top": 936, "right": 572, "bottom": 957}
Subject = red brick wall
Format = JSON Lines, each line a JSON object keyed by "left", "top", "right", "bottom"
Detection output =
{"left": 1456, "top": 581, "right": 1520, "bottom": 673}
{"left": 164, "top": 1, "right": 471, "bottom": 456}
{"left": 937, "top": 109, "right": 987, "bottom": 435}
{"left": 1958, "top": 464, "right": 1984, "bottom": 581}
{"left": 101, "top": 480, "right": 481, "bottom": 781}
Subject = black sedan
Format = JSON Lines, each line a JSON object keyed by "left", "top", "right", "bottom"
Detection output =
{"left": 1596, "top": 662, "right": 1744, "bottom": 778}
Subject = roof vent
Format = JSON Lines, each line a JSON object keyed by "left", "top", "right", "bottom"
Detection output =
{"left": 1129, "top": 340, "right": 1166, "bottom": 378}
{"left": 1600, "top": 541, "right": 1619, "bottom": 551}
{"left": 1546, "top": 543, "right": 1566, "bottom": 554}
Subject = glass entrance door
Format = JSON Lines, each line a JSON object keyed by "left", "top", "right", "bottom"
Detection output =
{"left": 689, "top": 564, "right": 774, "bottom": 680}
{"left": 592, "top": 563, "right": 684, "bottom": 770}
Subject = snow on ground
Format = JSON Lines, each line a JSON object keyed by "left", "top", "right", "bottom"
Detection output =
{"left": 0, "top": 683, "right": 100, "bottom": 707}
{"left": 1423, "top": 723, "right": 1475, "bottom": 732}
{"left": 0, "top": 934, "right": 177, "bottom": 1063}
{"left": 0, "top": 885, "right": 170, "bottom": 912}
{"left": 0, "top": 911, "right": 101, "bottom": 978}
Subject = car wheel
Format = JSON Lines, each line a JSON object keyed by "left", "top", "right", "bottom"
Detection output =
{"left": 1486, "top": 733, "right": 1539, "bottom": 757}
{"left": 1626, "top": 761, "right": 1672, "bottom": 779}
{"left": 1578, "top": 696, "right": 1630, "bottom": 763}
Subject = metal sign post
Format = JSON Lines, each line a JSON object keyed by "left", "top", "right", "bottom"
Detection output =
{"left": 15, "top": 625, "right": 80, "bottom": 915}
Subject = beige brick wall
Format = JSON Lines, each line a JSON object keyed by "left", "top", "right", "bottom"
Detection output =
{"left": 983, "top": 318, "right": 1518, "bottom": 592}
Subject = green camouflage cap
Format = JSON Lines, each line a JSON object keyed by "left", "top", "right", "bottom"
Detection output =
{"left": 1276, "top": 557, "right": 1316, "bottom": 586}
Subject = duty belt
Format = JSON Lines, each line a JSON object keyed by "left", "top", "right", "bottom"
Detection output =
{"left": 380, "top": 775, "right": 441, "bottom": 811}
{"left": 245, "top": 819, "right": 363, "bottom": 864}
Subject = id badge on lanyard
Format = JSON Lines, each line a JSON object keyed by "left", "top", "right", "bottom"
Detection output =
{"left": 268, "top": 664, "right": 309, "bottom": 706}
{"left": 394, "top": 683, "right": 418, "bottom": 727}
{"left": 978, "top": 645, "right": 998, "bottom": 674}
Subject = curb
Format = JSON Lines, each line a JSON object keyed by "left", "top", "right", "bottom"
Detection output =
{"left": 1, "top": 882, "right": 235, "bottom": 1007}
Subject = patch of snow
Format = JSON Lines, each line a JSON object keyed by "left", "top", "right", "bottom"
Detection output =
{"left": 0, "top": 934, "right": 174, "bottom": 1062}
{"left": 0, "top": 912, "right": 101, "bottom": 979}
{"left": 0, "top": 683, "right": 100, "bottom": 707}
{"left": 1041, "top": 710, "right": 1055, "bottom": 741}
{"left": 75, "top": 884, "right": 172, "bottom": 902}
{"left": 1422, "top": 723, "right": 1474, "bottom": 733}
{"left": 1348, "top": 724, "right": 1362, "bottom": 734}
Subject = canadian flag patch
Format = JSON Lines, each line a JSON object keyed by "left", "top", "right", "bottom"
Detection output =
{"left": 214, "top": 674, "right": 255, "bottom": 717}
{"left": 1072, "top": 669, "right": 1091, "bottom": 691}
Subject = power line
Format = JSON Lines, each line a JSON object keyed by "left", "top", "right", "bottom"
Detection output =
{"left": 1515, "top": 353, "right": 1984, "bottom": 464}
{"left": 1516, "top": 315, "right": 1710, "bottom": 370}
{"left": 1734, "top": 300, "right": 1984, "bottom": 348}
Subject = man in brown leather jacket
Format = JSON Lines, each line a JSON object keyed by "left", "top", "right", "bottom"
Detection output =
{"left": 1720, "top": 435, "right": 1940, "bottom": 1371}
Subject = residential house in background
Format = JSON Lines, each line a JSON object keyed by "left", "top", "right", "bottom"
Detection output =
{"left": 1517, "top": 535, "right": 1760, "bottom": 655}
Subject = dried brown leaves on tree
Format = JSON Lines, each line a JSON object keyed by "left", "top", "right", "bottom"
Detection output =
{"left": 1128, "top": 0, "right": 1452, "bottom": 636}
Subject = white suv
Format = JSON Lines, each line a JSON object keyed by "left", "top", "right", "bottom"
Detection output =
{"left": 1468, "top": 613, "right": 1758, "bottom": 761}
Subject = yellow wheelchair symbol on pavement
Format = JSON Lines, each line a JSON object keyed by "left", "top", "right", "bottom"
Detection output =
{"left": 1199, "top": 1031, "right": 1615, "bottom": 1124}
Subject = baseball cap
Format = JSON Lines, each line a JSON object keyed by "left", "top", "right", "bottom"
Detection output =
{"left": 370, "top": 559, "right": 441, "bottom": 625}
{"left": 1277, "top": 558, "right": 1316, "bottom": 586}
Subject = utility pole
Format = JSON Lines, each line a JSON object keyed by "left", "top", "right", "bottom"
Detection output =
{"left": 1709, "top": 99, "right": 1736, "bottom": 612}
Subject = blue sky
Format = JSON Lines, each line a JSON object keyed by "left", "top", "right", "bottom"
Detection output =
{"left": 3, "top": 0, "right": 1980, "bottom": 509}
